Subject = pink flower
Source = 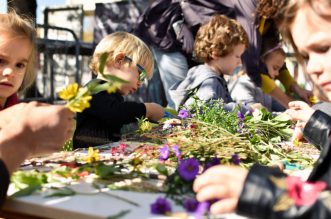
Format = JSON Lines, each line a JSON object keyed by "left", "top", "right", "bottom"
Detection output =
{"left": 286, "top": 176, "right": 327, "bottom": 206}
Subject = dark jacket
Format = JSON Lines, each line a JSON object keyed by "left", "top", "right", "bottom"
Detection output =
{"left": 0, "top": 159, "right": 10, "bottom": 207}
{"left": 73, "top": 86, "right": 146, "bottom": 149}
{"left": 236, "top": 110, "right": 331, "bottom": 219}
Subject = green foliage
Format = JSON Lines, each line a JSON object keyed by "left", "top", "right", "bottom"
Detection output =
{"left": 188, "top": 99, "right": 239, "bottom": 134}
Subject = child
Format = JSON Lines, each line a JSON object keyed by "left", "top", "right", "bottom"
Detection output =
{"left": 229, "top": 38, "right": 287, "bottom": 112}
{"left": 0, "top": 12, "right": 37, "bottom": 110}
{"left": 193, "top": 1, "right": 331, "bottom": 218}
{"left": 73, "top": 32, "right": 164, "bottom": 148}
{"left": 169, "top": 15, "right": 248, "bottom": 111}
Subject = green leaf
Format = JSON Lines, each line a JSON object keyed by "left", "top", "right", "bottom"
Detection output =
{"left": 95, "top": 163, "right": 120, "bottom": 179}
{"left": 155, "top": 163, "right": 168, "bottom": 176}
{"left": 99, "top": 52, "right": 109, "bottom": 75}
{"left": 11, "top": 184, "right": 41, "bottom": 197}
{"left": 102, "top": 74, "right": 127, "bottom": 83}
{"left": 107, "top": 210, "right": 131, "bottom": 219}
{"left": 45, "top": 187, "right": 76, "bottom": 197}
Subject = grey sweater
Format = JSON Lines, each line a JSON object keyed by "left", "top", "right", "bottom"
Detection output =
{"left": 169, "top": 64, "right": 237, "bottom": 111}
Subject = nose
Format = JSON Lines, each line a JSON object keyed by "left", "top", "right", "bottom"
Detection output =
{"left": 2, "top": 66, "right": 14, "bottom": 76}
{"left": 306, "top": 55, "right": 323, "bottom": 76}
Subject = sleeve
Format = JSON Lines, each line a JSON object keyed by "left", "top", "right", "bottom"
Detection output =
{"left": 85, "top": 92, "right": 147, "bottom": 126}
{"left": 237, "top": 164, "right": 331, "bottom": 219}
{"left": 303, "top": 110, "right": 331, "bottom": 150}
{"left": 276, "top": 66, "right": 295, "bottom": 92}
{"left": 0, "top": 159, "right": 10, "bottom": 207}
{"left": 261, "top": 74, "right": 277, "bottom": 94}
{"left": 230, "top": 77, "right": 258, "bottom": 104}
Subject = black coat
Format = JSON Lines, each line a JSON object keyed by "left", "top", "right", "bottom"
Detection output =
{"left": 0, "top": 160, "right": 9, "bottom": 207}
{"left": 73, "top": 84, "right": 146, "bottom": 149}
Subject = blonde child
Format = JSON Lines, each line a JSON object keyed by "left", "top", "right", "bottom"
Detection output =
{"left": 0, "top": 12, "right": 36, "bottom": 110}
{"left": 169, "top": 15, "right": 249, "bottom": 111}
{"left": 73, "top": 32, "right": 164, "bottom": 148}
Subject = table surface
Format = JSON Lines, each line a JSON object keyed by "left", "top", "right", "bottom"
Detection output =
{"left": 3, "top": 180, "right": 247, "bottom": 219}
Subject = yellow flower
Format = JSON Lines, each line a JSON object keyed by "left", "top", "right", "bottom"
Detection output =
{"left": 293, "top": 138, "right": 302, "bottom": 147}
{"left": 107, "top": 82, "right": 122, "bottom": 94}
{"left": 140, "top": 120, "right": 153, "bottom": 132}
{"left": 67, "top": 95, "right": 92, "bottom": 112}
{"left": 58, "top": 83, "right": 79, "bottom": 100}
{"left": 309, "top": 96, "right": 319, "bottom": 104}
{"left": 84, "top": 147, "right": 100, "bottom": 163}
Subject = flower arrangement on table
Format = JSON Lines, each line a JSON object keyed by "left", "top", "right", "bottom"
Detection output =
{"left": 10, "top": 90, "right": 318, "bottom": 218}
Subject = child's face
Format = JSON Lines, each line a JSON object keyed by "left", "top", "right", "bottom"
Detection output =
{"left": 0, "top": 33, "right": 31, "bottom": 102}
{"left": 212, "top": 44, "right": 245, "bottom": 75}
{"left": 264, "top": 51, "right": 285, "bottom": 79}
{"left": 291, "top": 3, "right": 331, "bottom": 101}
{"left": 104, "top": 60, "right": 142, "bottom": 96}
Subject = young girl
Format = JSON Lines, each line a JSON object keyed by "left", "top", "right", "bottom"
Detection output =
{"left": 194, "top": 1, "right": 331, "bottom": 218}
{"left": 229, "top": 38, "right": 287, "bottom": 112}
{"left": 169, "top": 15, "right": 249, "bottom": 111}
{"left": 73, "top": 32, "right": 164, "bottom": 148}
{"left": 0, "top": 12, "right": 36, "bottom": 110}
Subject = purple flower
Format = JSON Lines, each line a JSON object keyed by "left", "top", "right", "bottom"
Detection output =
{"left": 183, "top": 198, "right": 199, "bottom": 212}
{"left": 194, "top": 201, "right": 210, "bottom": 219}
{"left": 162, "top": 123, "right": 173, "bottom": 130}
{"left": 178, "top": 109, "right": 190, "bottom": 119}
{"left": 150, "top": 197, "right": 172, "bottom": 215}
{"left": 232, "top": 153, "right": 240, "bottom": 165}
{"left": 178, "top": 158, "right": 200, "bottom": 181}
{"left": 204, "top": 158, "right": 220, "bottom": 171}
{"left": 172, "top": 145, "right": 181, "bottom": 158}
{"left": 159, "top": 145, "right": 170, "bottom": 161}
{"left": 237, "top": 111, "right": 245, "bottom": 121}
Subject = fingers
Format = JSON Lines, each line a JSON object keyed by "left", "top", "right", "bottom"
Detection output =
{"left": 288, "top": 101, "right": 310, "bottom": 110}
{"left": 196, "top": 184, "right": 227, "bottom": 202}
{"left": 209, "top": 199, "right": 238, "bottom": 214}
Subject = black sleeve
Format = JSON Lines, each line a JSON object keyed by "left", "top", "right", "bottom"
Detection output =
{"left": 303, "top": 110, "right": 331, "bottom": 150}
{"left": 237, "top": 164, "right": 331, "bottom": 219}
{"left": 85, "top": 92, "right": 146, "bottom": 126}
{"left": 0, "top": 159, "right": 10, "bottom": 207}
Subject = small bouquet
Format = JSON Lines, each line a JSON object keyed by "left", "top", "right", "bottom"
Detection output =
{"left": 58, "top": 53, "right": 126, "bottom": 112}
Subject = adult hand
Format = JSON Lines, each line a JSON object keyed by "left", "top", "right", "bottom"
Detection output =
{"left": 193, "top": 165, "right": 248, "bottom": 214}
{"left": 0, "top": 102, "right": 75, "bottom": 172}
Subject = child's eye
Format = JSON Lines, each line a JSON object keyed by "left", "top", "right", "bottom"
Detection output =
{"left": 16, "top": 63, "right": 26, "bottom": 69}
{"left": 315, "top": 46, "right": 330, "bottom": 54}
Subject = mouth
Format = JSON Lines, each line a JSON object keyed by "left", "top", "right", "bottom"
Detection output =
{"left": 0, "top": 82, "right": 13, "bottom": 87}
{"left": 318, "top": 81, "right": 331, "bottom": 90}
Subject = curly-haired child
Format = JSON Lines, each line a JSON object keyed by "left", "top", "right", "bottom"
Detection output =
{"left": 169, "top": 14, "right": 249, "bottom": 111}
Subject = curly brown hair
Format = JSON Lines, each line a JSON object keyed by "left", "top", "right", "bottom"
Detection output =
{"left": 194, "top": 14, "right": 248, "bottom": 63}
{"left": 256, "top": 0, "right": 288, "bottom": 20}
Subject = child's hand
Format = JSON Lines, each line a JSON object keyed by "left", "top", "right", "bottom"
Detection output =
{"left": 285, "top": 101, "right": 315, "bottom": 123}
{"left": 144, "top": 103, "right": 164, "bottom": 122}
{"left": 193, "top": 165, "right": 248, "bottom": 214}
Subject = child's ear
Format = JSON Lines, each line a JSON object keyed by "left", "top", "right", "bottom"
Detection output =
{"left": 211, "top": 50, "right": 219, "bottom": 59}
{"left": 114, "top": 53, "right": 126, "bottom": 67}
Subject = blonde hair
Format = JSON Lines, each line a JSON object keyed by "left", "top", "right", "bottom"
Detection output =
{"left": 194, "top": 14, "right": 248, "bottom": 63}
{"left": 90, "top": 32, "right": 154, "bottom": 79}
{"left": 0, "top": 11, "right": 37, "bottom": 93}
{"left": 280, "top": 0, "right": 331, "bottom": 61}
